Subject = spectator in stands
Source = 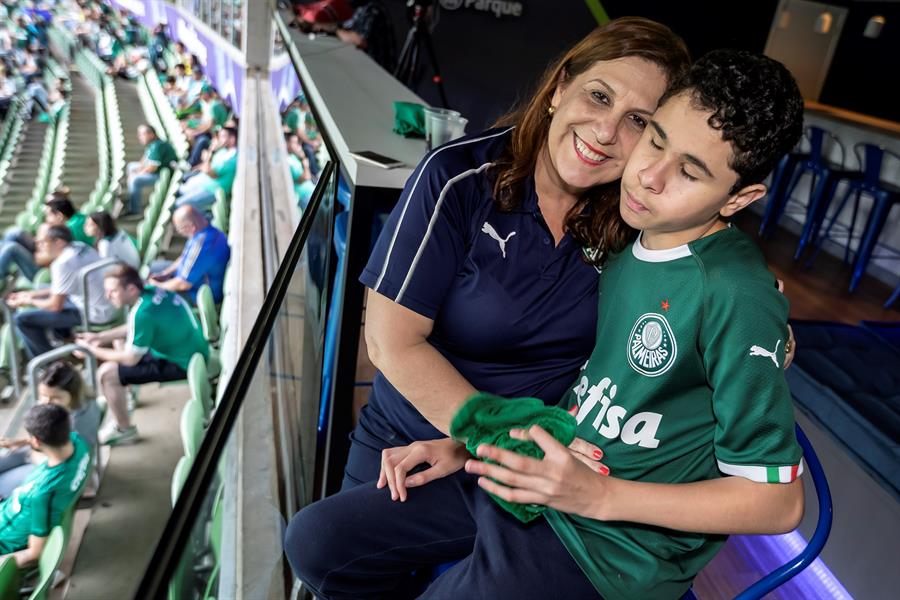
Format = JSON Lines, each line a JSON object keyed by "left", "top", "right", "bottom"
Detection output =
{"left": 283, "top": 94, "right": 321, "bottom": 176}
{"left": 43, "top": 194, "right": 94, "bottom": 246}
{"left": 147, "top": 23, "right": 168, "bottom": 72}
{"left": 149, "top": 206, "right": 230, "bottom": 304}
{"left": 286, "top": 132, "right": 316, "bottom": 209}
{"left": 0, "top": 67, "right": 15, "bottom": 120}
{"left": 315, "top": 0, "right": 396, "bottom": 72}
{"left": 0, "top": 193, "right": 93, "bottom": 284}
{"left": 79, "top": 265, "right": 209, "bottom": 446}
{"left": 123, "top": 124, "right": 177, "bottom": 217}
{"left": 0, "top": 361, "right": 101, "bottom": 495}
{"left": 83, "top": 211, "right": 140, "bottom": 269}
{"left": 7, "top": 224, "right": 115, "bottom": 358}
{"left": 183, "top": 84, "right": 228, "bottom": 166}
{"left": 175, "top": 126, "right": 238, "bottom": 213}
{"left": 0, "top": 404, "right": 89, "bottom": 565}
{"left": 175, "top": 66, "right": 205, "bottom": 118}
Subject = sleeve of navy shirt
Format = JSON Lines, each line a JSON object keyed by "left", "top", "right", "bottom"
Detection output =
{"left": 360, "top": 144, "right": 484, "bottom": 320}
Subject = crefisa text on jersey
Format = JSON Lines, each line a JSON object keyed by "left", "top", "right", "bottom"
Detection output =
{"left": 571, "top": 376, "right": 662, "bottom": 449}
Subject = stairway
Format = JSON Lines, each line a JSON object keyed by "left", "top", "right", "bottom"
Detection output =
{"left": 0, "top": 120, "right": 48, "bottom": 231}
{"left": 114, "top": 79, "right": 146, "bottom": 166}
{"left": 62, "top": 74, "right": 100, "bottom": 209}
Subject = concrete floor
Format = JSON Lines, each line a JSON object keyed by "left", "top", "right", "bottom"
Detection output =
{"left": 61, "top": 381, "right": 188, "bottom": 600}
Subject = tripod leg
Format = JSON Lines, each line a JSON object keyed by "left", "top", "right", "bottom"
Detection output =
{"left": 418, "top": 27, "right": 449, "bottom": 108}
{"left": 394, "top": 23, "right": 418, "bottom": 83}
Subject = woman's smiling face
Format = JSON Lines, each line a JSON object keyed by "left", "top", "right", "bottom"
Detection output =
{"left": 543, "top": 56, "right": 668, "bottom": 195}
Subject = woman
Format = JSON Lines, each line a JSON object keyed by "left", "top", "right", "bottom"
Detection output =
{"left": 83, "top": 211, "right": 141, "bottom": 269}
{"left": 341, "top": 17, "right": 689, "bottom": 492}
{"left": 0, "top": 361, "right": 101, "bottom": 497}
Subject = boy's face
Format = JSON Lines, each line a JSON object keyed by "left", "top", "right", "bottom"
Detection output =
{"left": 620, "top": 92, "right": 765, "bottom": 249}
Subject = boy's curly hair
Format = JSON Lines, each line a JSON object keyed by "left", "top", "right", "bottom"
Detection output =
{"left": 660, "top": 49, "right": 804, "bottom": 193}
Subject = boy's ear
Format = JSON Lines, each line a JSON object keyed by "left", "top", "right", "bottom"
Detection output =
{"left": 720, "top": 183, "right": 767, "bottom": 218}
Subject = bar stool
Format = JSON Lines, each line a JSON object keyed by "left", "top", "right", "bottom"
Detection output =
{"left": 758, "top": 126, "right": 856, "bottom": 259}
{"left": 807, "top": 144, "right": 900, "bottom": 291}
{"left": 759, "top": 150, "right": 809, "bottom": 238}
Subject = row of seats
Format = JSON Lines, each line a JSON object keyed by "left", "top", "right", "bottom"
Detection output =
{"left": 15, "top": 101, "right": 68, "bottom": 233}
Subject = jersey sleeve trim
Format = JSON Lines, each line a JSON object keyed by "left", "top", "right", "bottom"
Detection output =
{"left": 717, "top": 459, "right": 804, "bottom": 483}
{"left": 371, "top": 127, "right": 514, "bottom": 294}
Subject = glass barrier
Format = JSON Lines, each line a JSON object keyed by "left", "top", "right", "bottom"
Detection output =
{"left": 179, "top": 0, "right": 243, "bottom": 48}
{"left": 135, "top": 161, "right": 337, "bottom": 599}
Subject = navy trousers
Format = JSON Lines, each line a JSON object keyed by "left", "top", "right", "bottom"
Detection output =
{"left": 284, "top": 469, "right": 601, "bottom": 600}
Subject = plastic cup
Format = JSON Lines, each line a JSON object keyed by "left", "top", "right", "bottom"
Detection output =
{"left": 424, "top": 107, "right": 468, "bottom": 151}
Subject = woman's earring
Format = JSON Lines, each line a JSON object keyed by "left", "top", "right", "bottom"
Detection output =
{"left": 548, "top": 106, "right": 556, "bottom": 115}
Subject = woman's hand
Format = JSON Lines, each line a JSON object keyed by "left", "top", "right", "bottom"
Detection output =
{"left": 465, "top": 425, "right": 611, "bottom": 519}
{"left": 377, "top": 438, "right": 471, "bottom": 502}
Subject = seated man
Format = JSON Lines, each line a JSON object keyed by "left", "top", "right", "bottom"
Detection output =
{"left": 7, "top": 225, "right": 115, "bottom": 358}
{"left": 78, "top": 265, "right": 209, "bottom": 445}
{"left": 123, "top": 124, "right": 177, "bottom": 217}
{"left": 183, "top": 84, "right": 228, "bottom": 166}
{"left": 0, "top": 403, "right": 90, "bottom": 566}
{"left": 174, "top": 126, "right": 238, "bottom": 212}
{"left": 150, "top": 206, "right": 230, "bottom": 304}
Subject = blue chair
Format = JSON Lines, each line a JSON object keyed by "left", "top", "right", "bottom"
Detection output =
{"left": 758, "top": 127, "right": 858, "bottom": 259}
{"left": 885, "top": 283, "right": 900, "bottom": 309}
{"left": 806, "top": 144, "right": 900, "bottom": 292}
{"left": 682, "top": 424, "right": 833, "bottom": 599}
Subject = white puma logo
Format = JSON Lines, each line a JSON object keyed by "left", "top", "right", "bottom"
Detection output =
{"left": 749, "top": 340, "right": 781, "bottom": 367}
{"left": 481, "top": 222, "right": 516, "bottom": 258}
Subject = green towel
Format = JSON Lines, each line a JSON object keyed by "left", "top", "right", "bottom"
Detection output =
{"left": 393, "top": 101, "right": 426, "bottom": 138}
{"left": 450, "top": 392, "right": 577, "bottom": 523}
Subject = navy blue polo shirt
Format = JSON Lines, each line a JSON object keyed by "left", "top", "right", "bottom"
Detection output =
{"left": 360, "top": 127, "right": 600, "bottom": 442}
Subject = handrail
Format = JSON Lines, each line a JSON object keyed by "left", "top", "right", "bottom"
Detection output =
{"left": 133, "top": 160, "right": 335, "bottom": 600}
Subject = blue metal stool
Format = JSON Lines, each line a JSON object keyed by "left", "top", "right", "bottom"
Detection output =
{"left": 806, "top": 144, "right": 900, "bottom": 294}
{"left": 759, "top": 151, "right": 809, "bottom": 238}
{"left": 758, "top": 126, "right": 856, "bottom": 259}
{"left": 683, "top": 424, "right": 833, "bottom": 599}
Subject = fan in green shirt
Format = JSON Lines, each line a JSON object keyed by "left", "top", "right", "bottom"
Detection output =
{"left": 0, "top": 404, "right": 91, "bottom": 566}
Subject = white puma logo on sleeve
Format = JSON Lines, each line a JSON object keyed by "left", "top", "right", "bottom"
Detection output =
{"left": 749, "top": 340, "right": 781, "bottom": 367}
{"left": 481, "top": 221, "right": 516, "bottom": 259}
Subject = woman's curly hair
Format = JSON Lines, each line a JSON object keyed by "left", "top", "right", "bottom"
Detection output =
{"left": 660, "top": 49, "right": 804, "bottom": 193}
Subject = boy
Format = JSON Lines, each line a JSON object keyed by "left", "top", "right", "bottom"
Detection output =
{"left": 286, "top": 49, "right": 805, "bottom": 599}
{"left": 0, "top": 404, "right": 91, "bottom": 566}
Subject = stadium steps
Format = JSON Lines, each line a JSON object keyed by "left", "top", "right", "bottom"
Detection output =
{"left": 62, "top": 75, "right": 101, "bottom": 208}
{"left": 114, "top": 79, "right": 146, "bottom": 164}
{"left": 0, "top": 120, "right": 48, "bottom": 230}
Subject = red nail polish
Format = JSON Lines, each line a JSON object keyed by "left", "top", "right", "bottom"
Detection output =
{"left": 599, "top": 465, "right": 610, "bottom": 476}
{"left": 593, "top": 450, "right": 603, "bottom": 459}
{"left": 568, "top": 405, "right": 578, "bottom": 415}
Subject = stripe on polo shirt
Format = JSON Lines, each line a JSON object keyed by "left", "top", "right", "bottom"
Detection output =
{"left": 397, "top": 161, "right": 492, "bottom": 302}
{"left": 181, "top": 233, "right": 206, "bottom": 274}
{"left": 374, "top": 126, "right": 516, "bottom": 294}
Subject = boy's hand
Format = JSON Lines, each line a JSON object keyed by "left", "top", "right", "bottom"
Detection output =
{"left": 775, "top": 279, "right": 797, "bottom": 369}
{"left": 465, "top": 425, "right": 612, "bottom": 519}
{"left": 377, "top": 438, "right": 470, "bottom": 502}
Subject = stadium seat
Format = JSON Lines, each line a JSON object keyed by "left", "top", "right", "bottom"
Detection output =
{"left": 188, "top": 352, "right": 212, "bottom": 419}
{"left": 0, "top": 556, "right": 20, "bottom": 600}
{"left": 27, "top": 526, "right": 65, "bottom": 600}
{"left": 196, "top": 285, "right": 220, "bottom": 345}
{"left": 171, "top": 454, "right": 193, "bottom": 506}
{"left": 180, "top": 398, "right": 205, "bottom": 460}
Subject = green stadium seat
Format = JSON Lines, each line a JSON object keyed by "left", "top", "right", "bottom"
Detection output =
{"left": 26, "top": 526, "right": 65, "bottom": 600}
{"left": 180, "top": 399, "right": 204, "bottom": 460}
{"left": 188, "top": 353, "right": 212, "bottom": 419}
{"left": 171, "top": 455, "right": 192, "bottom": 506}
{"left": 196, "top": 285, "right": 220, "bottom": 345}
{"left": 0, "top": 556, "right": 20, "bottom": 600}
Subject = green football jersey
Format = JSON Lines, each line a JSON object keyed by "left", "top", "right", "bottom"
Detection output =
{"left": 0, "top": 433, "right": 91, "bottom": 554}
{"left": 128, "top": 287, "right": 209, "bottom": 370}
{"left": 544, "top": 226, "right": 803, "bottom": 600}
{"left": 144, "top": 139, "right": 177, "bottom": 170}
{"left": 66, "top": 213, "right": 95, "bottom": 246}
